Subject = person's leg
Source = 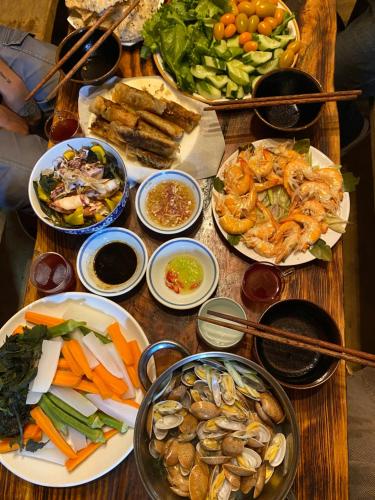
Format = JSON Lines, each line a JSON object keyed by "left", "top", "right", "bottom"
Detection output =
{"left": 0, "top": 130, "right": 47, "bottom": 210}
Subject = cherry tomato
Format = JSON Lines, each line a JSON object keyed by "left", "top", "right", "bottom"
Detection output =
{"left": 257, "top": 20, "right": 273, "bottom": 35}
{"left": 274, "top": 7, "right": 286, "bottom": 25}
{"left": 248, "top": 14, "right": 260, "bottom": 32}
{"left": 287, "top": 40, "right": 301, "bottom": 53}
{"left": 213, "top": 22, "right": 225, "bottom": 40}
{"left": 224, "top": 23, "right": 237, "bottom": 38}
{"left": 232, "top": 4, "right": 239, "bottom": 15}
{"left": 255, "top": 1, "right": 276, "bottom": 18}
{"left": 220, "top": 13, "right": 236, "bottom": 25}
{"left": 239, "top": 31, "right": 252, "bottom": 45}
{"left": 244, "top": 40, "right": 259, "bottom": 52}
{"left": 235, "top": 13, "right": 249, "bottom": 33}
{"left": 279, "top": 49, "right": 295, "bottom": 68}
{"left": 264, "top": 16, "right": 277, "bottom": 29}
{"left": 238, "top": 1, "right": 256, "bottom": 16}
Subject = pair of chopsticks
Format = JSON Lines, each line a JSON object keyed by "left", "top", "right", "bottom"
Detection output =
{"left": 198, "top": 310, "right": 375, "bottom": 368}
{"left": 203, "top": 89, "right": 362, "bottom": 112}
{"left": 25, "top": 0, "right": 140, "bottom": 102}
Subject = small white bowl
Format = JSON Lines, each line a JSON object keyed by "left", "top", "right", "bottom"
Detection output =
{"left": 146, "top": 238, "right": 219, "bottom": 310}
{"left": 135, "top": 170, "right": 203, "bottom": 235}
{"left": 197, "top": 297, "right": 247, "bottom": 350}
{"left": 76, "top": 227, "right": 148, "bottom": 297}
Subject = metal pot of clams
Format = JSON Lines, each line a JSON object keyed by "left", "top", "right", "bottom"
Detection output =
{"left": 134, "top": 341, "right": 299, "bottom": 500}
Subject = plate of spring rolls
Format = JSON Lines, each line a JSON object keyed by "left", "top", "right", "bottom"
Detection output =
{"left": 78, "top": 76, "right": 223, "bottom": 183}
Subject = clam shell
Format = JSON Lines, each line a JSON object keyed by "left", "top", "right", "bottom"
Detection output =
{"left": 146, "top": 405, "right": 154, "bottom": 440}
{"left": 179, "top": 413, "right": 198, "bottom": 435}
{"left": 154, "top": 400, "right": 183, "bottom": 415}
{"left": 223, "top": 463, "right": 255, "bottom": 477}
{"left": 216, "top": 417, "right": 246, "bottom": 432}
{"left": 190, "top": 401, "right": 221, "bottom": 420}
{"left": 155, "top": 414, "right": 184, "bottom": 430}
{"left": 168, "top": 384, "right": 187, "bottom": 402}
{"left": 238, "top": 448, "right": 262, "bottom": 469}
{"left": 220, "top": 373, "right": 236, "bottom": 406}
{"left": 240, "top": 473, "right": 257, "bottom": 494}
{"left": 182, "top": 371, "right": 197, "bottom": 387}
{"left": 149, "top": 439, "right": 166, "bottom": 459}
{"left": 254, "top": 463, "right": 266, "bottom": 499}
{"left": 167, "top": 463, "right": 190, "bottom": 491}
{"left": 178, "top": 442, "right": 195, "bottom": 470}
{"left": 165, "top": 439, "right": 180, "bottom": 466}
{"left": 259, "top": 392, "right": 285, "bottom": 424}
{"left": 241, "top": 373, "right": 267, "bottom": 392}
{"left": 265, "top": 464, "right": 274, "bottom": 484}
{"left": 246, "top": 421, "right": 272, "bottom": 444}
{"left": 222, "top": 436, "right": 245, "bottom": 457}
{"left": 223, "top": 467, "right": 241, "bottom": 491}
{"left": 153, "top": 426, "right": 168, "bottom": 440}
{"left": 265, "top": 433, "right": 286, "bottom": 467}
{"left": 201, "top": 438, "right": 222, "bottom": 452}
{"left": 255, "top": 401, "right": 274, "bottom": 427}
{"left": 189, "top": 464, "right": 209, "bottom": 500}
{"left": 238, "top": 384, "right": 261, "bottom": 401}
{"left": 196, "top": 443, "right": 230, "bottom": 465}
{"left": 223, "top": 361, "right": 245, "bottom": 388}
{"left": 211, "top": 372, "right": 222, "bottom": 408}
{"left": 170, "top": 487, "right": 189, "bottom": 497}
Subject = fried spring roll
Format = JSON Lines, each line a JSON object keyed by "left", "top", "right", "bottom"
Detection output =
{"left": 90, "top": 116, "right": 126, "bottom": 149}
{"left": 89, "top": 96, "right": 138, "bottom": 128}
{"left": 127, "top": 145, "right": 174, "bottom": 170}
{"left": 161, "top": 100, "right": 201, "bottom": 133}
{"left": 136, "top": 110, "right": 184, "bottom": 140}
{"left": 111, "top": 120, "right": 178, "bottom": 158}
{"left": 112, "top": 83, "right": 166, "bottom": 115}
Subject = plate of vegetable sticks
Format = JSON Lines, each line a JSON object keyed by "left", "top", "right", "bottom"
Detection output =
{"left": 0, "top": 292, "right": 153, "bottom": 487}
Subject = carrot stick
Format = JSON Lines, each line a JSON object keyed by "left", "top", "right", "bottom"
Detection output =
{"left": 111, "top": 395, "right": 140, "bottom": 408}
{"left": 126, "top": 365, "right": 140, "bottom": 389}
{"left": 52, "top": 370, "right": 81, "bottom": 388}
{"left": 23, "top": 423, "right": 42, "bottom": 440}
{"left": 30, "top": 407, "right": 77, "bottom": 459}
{"left": 0, "top": 440, "right": 20, "bottom": 453}
{"left": 107, "top": 322, "right": 134, "bottom": 366}
{"left": 61, "top": 342, "right": 84, "bottom": 376}
{"left": 68, "top": 339, "right": 93, "bottom": 380}
{"left": 76, "top": 379, "right": 101, "bottom": 394}
{"left": 25, "top": 311, "right": 65, "bottom": 327}
{"left": 92, "top": 372, "right": 113, "bottom": 399}
{"left": 94, "top": 364, "right": 128, "bottom": 396}
{"left": 12, "top": 325, "right": 25, "bottom": 335}
{"left": 65, "top": 429, "right": 118, "bottom": 472}
{"left": 128, "top": 340, "right": 142, "bottom": 368}
{"left": 57, "top": 358, "right": 71, "bottom": 370}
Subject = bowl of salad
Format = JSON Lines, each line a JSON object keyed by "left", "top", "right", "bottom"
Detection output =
{"left": 142, "top": 0, "right": 300, "bottom": 103}
{"left": 29, "top": 137, "right": 129, "bottom": 235}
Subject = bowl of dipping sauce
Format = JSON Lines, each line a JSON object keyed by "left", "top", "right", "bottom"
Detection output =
{"left": 57, "top": 27, "right": 122, "bottom": 85}
{"left": 135, "top": 170, "right": 203, "bottom": 235}
{"left": 197, "top": 297, "right": 247, "bottom": 349}
{"left": 252, "top": 68, "right": 323, "bottom": 132}
{"left": 242, "top": 262, "right": 284, "bottom": 303}
{"left": 30, "top": 252, "right": 76, "bottom": 294}
{"left": 253, "top": 299, "right": 342, "bottom": 389}
{"left": 146, "top": 238, "right": 219, "bottom": 310}
{"left": 76, "top": 227, "right": 148, "bottom": 297}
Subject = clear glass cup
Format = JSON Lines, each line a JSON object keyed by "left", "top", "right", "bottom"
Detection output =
{"left": 30, "top": 252, "right": 76, "bottom": 295}
{"left": 44, "top": 110, "right": 80, "bottom": 144}
{"left": 241, "top": 262, "right": 294, "bottom": 304}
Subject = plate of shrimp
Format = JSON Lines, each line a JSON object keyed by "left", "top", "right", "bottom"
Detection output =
{"left": 212, "top": 139, "right": 350, "bottom": 266}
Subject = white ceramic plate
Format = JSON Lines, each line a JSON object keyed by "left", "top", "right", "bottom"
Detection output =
{"left": 212, "top": 139, "right": 350, "bottom": 266}
{"left": 76, "top": 228, "right": 148, "bottom": 296}
{"left": 0, "top": 292, "right": 153, "bottom": 487}
{"left": 146, "top": 238, "right": 219, "bottom": 310}
{"left": 154, "top": 0, "right": 300, "bottom": 104}
{"left": 135, "top": 170, "right": 203, "bottom": 235}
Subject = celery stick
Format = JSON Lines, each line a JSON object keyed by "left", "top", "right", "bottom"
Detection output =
{"left": 98, "top": 412, "right": 129, "bottom": 433}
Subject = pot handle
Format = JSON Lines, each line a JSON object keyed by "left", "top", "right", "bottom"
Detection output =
{"left": 138, "top": 340, "right": 191, "bottom": 391}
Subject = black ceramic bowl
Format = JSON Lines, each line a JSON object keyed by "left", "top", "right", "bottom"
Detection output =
{"left": 57, "top": 27, "right": 122, "bottom": 85}
{"left": 253, "top": 299, "right": 342, "bottom": 389}
{"left": 252, "top": 68, "right": 323, "bottom": 132}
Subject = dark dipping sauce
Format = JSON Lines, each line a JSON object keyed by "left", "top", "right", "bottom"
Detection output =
{"left": 94, "top": 242, "right": 137, "bottom": 285}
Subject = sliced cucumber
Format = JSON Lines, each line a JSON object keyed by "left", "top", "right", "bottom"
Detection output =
{"left": 257, "top": 57, "right": 280, "bottom": 75}
{"left": 227, "top": 47, "right": 244, "bottom": 59}
{"left": 236, "top": 86, "right": 245, "bottom": 99}
{"left": 226, "top": 80, "right": 238, "bottom": 99}
{"left": 273, "top": 48, "right": 284, "bottom": 59}
{"left": 214, "top": 40, "right": 228, "bottom": 58}
{"left": 196, "top": 81, "right": 222, "bottom": 100}
{"left": 206, "top": 74, "right": 229, "bottom": 89}
{"left": 274, "top": 34, "right": 295, "bottom": 48}
{"left": 227, "top": 35, "right": 240, "bottom": 48}
{"left": 251, "top": 75, "right": 262, "bottom": 90}
{"left": 191, "top": 65, "right": 217, "bottom": 79}
{"left": 227, "top": 60, "right": 250, "bottom": 86}
{"left": 242, "top": 50, "right": 273, "bottom": 66}
{"left": 203, "top": 56, "right": 227, "bottom": 71}
{"left": 253, "top": 35, "right": 281, "bottom": 51}
{"left": 227, "top": 58, "right": 255, "bottom": 74}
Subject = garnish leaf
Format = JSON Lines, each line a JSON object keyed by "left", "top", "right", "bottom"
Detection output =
{"left": 342, "top": 172, "right": 359, "bottom": 192}
{"left": 213, "top": 176, "right": 225, "bottom": 193}
{"left": 293, "top": 139, "right": 310, "bottom": 155}
{"left": 309, "top": 239, "right": 332, "bottom": 261}
{"left": 24, "top": 439, "right": 48, "bottom": 452}
{"left": 227, "top": 234, "right": 241, "bottom": 246}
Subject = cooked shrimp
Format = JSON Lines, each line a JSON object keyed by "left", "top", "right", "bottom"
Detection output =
{"left": 290, "top": 199, "right": 328, "bottom": 233}
{"left": 214, "top": 191, "right": 257, "bottom": 219}
{"left": 255, "top": 172, "right": 283, "bottom": 192}
{"left": 224, "top": 158, "right": 253, "bottom": 196}
{"left": 296, "top": 181, "right": 339, "bottom": 213}
{"left": 285, "top": 213, "right": 322, "bottom": 252}
{"left": 272, "top": 221, "right": 301, "bottom": 263}
{"left": 283, "top": 158, "right": 314, "bottom": 196}
{"left": 219, "top": 212, "right": 256, "bottom": 235}
{"left": 247, "top": 147, "right": 274, "bottom": 180}
{"left": 242, "top": 236, "right": 276, "bottom": 258}
{"left": 242, "top": 202, "right": 278, "bottom": 246}
{"left": 313, "top": 167, "right": 343, "bottom": 201}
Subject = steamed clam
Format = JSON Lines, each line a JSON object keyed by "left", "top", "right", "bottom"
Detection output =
{"left": 147, "top": 358, "right": 288, "bottom": 499}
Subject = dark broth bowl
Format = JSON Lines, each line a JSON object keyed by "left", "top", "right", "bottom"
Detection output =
{"left": 57, "top": 27, "right": 122, "bottom": 85}
{"left": 252, "top": 68, "right": 323, "bottom": 132}
{"left": 253, "top": 299, "right": 342, "bottom": 389}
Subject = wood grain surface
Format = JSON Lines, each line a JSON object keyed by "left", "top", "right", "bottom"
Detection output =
{"left": 1, "top": 1, "right": 348, "bottom": 498}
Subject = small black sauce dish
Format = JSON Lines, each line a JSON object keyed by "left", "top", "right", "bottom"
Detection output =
{"left": 253, "top": 299, "right": 342, "bottom": 389}
{"left": 57, "top": 27, "right": 122, "bottom": 85}
{"left": 252, "top": 68, "right": 323, "bottom": 132}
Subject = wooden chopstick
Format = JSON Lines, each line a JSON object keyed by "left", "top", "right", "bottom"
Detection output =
{"left": 25, "top": 6, "right": 116, "bottom": 101}
{"left": 45, "top": 0, "right": 140, "bottom": 101}
{"left": 197, "top": 310, "right": 375, "bottom": 368}
{"left": 203, "top": 89, "right": 362, "bottom": 112}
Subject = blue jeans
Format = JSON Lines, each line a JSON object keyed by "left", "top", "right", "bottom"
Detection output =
{"left": 0, "top": 26, "right": 59, "bottom": 210}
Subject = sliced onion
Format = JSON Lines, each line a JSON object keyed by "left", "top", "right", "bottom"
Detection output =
{"left": 49, "top": 386, "right": 97, "bottom": 417}
{"left": 86, "top": 394, "right": 138, "bottom": 427}
{"left": 29, "top": 340, "right": 62, "bottom": 393}
{"left": 82, "top": 332, "right": 123, "bottom": 378}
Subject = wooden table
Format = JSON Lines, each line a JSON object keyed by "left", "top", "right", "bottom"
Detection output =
{"left": 1, "top": 0, "right": 348, "bottom": 498}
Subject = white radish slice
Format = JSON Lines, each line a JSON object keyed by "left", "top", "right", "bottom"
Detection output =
{"left": 50, "top": 336, "right": 63, "bottom": 343}
{"left": 62, "top": 302, "right": 115, "bottom": 334}
{"left": 26, "top": 391, "right": 43, "bottom": 405}
{"left": 82, "top": 332, "right": 123, "bottom": 378}
{"left": 86, "top": 394, "right": 138, "bottom": 427}
{"left": 49, "top": 386, "right": 97, "bottom": 417}
{"left": 29, "top": 340, "right": 62, "bottom": 393}
{"left": 67, "top": 426, "right": 87, "bottom": 452}
{"left": 20, "top": 445, "right": 67, "bottom": 465}
{"left": 104, "top": 343, "right": 135, "bottom": 399}
{"left": 70, "top": 329, "right": 99, "bottom": 369}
